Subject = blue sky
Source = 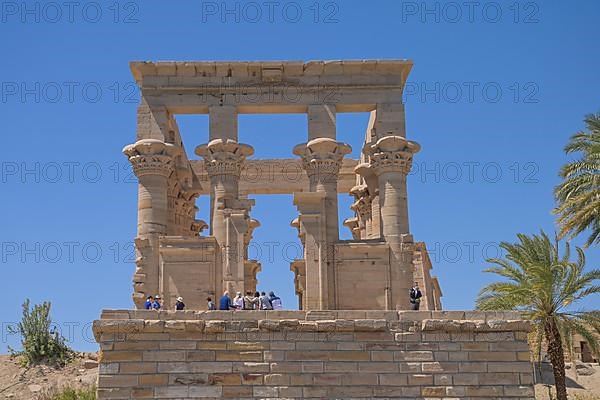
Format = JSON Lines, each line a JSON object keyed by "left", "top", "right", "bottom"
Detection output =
{"left": 1, "top": 0, "right": 599, "bottom": 352}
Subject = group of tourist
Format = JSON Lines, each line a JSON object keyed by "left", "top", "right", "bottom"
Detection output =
{"left": 217, "top": 290, "right": 283, "bottom": 311}
{"left": 144, "top": 295, "right": 186, "bottom": 310}
{"left": 144, "top": 291, "right": 283, "bottom": 311}
{"left": 145, "top": 284, "right": 417, "bottom": 311}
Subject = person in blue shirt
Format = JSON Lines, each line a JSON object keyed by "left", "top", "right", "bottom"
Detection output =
{"left": 144, "top": 295, "right": 154, "bottom": 310}
{"left": 152, "top": 295, "right": 162, "bottom": 310}
{"left": 219, "top": 291, "right": 233, "bottom": 310}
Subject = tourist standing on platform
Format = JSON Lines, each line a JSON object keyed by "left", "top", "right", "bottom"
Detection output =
{"left": 259, "top": 292, "right": 273, "bottom": 310}
{"left": 153, "top": 295, "right": 162, "bottom": 310}
{"left": 233, "top": 292, "right": 244, "bottom": 310}
{"left": 175, "top": 296, "right": 185, "bottom": 310}
{"left": 219, "top": 291, "right": 233, "bottom": 310}
{"left": 409, "top": 282, "right": 422, "bottom": 310}
{"left": 206, "top": 297, "right": 216, "bottom": 310}
{"left": 269, "top": 291, "right": 283, "bottom": 310}
{"left": 144, "top": 295, "right": 154, "bottom": 310}
{"left": 243, "top": 291, "right": 258, "bottom": 310}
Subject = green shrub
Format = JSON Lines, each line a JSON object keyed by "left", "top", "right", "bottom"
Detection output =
{"left": 9, "top": 299, "right": 73, "bottom": 367}
{"left": 37, "top": 386, "right": 96, "bottom": 400}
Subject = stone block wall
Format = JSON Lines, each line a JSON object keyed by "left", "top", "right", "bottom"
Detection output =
{"left": 93, "top": 310, "right": 535, "bottom": 399}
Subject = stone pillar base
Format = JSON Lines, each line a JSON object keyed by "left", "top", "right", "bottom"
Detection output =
{"left": 94, "top": 310, "right": 534, "bottom": 400}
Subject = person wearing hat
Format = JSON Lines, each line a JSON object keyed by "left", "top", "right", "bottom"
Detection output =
{"left": 175, "top": 296, "right": 185, "bottom": 311}
{"left": 152, "top": 295, "right": 162, "bottom": 310}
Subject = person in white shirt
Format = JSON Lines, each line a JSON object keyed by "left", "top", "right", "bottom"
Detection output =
{"left": 233, "top": 292, "right": 244, "bottom": 310}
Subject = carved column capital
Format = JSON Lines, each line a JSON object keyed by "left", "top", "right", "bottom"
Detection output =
{"left": 195, "top": 138, "right": 254, "bottom": 178}
{"left": 365, "top": 135, "right": 420, "bottom": 176}
{"left": 349, "top": 184, "right": 372, "bottom": 219}
{"left": 244, "top": 218, "right": 261, "bottom": 247}
{"left": 293, "top": 138, "right": 351, "bottom": 178}
{"left": 191, "top": 219, "right": 208, "bottom": 235}
{"left": 123, "top": 139, "right": 179, "bottom": 178}
{"left": 343, "top": 217, "right": 361, "bottom": 240}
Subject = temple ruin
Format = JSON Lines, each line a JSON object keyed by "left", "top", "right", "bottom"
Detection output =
{"left": 92, "top": 60, "right": 535, "bottom": 400}
{"left": 123, "top": 60, "right": 441, "bottom": 311}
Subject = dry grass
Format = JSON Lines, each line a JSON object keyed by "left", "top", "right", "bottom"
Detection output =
{"left": 35, "top": 385, "right": 96, "bottom": 400}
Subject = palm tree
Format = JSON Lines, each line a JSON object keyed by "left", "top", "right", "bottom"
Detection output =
{"left": 476, "top": 231, "right": 600, "bottom": 400}
{"left": 554, "top": 112, "right": 600, "bottom": 247}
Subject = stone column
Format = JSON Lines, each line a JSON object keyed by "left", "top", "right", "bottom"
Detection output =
{"left": 293, "top": 138, "right": 351, "bottom": 243}
{"left": 290, "top": 259, "right": 306, "bottom": 310}
{"left": 243, "top": 217, "right": 261, "bottom": 293}
{"left": 244, "top": 218, "right": 260, "bottom": 260}
{"left": 365, "top": 135, "right": 420, "bottom": 309}
{"left": 123, "top": 139, "right": 177, "bottom": 308}
{"left": 195, "top": 139, "right": 254, "bottom": 294}
{"left": 293, "top": 192, "right": 326, "bottom": 310}
{"left": 293, "top": 138, "right": 350, "bottom": 309}
{"left": 355, "top": 162, "right": 381, "bottom": 239}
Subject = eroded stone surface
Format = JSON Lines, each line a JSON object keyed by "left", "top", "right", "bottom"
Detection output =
{"left": 124, "top": 59, "right": 441, "bottom": 311}
{"left": 94, "top": 311, "right": 534, "bottom": 400}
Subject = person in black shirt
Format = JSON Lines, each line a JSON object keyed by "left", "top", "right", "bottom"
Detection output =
{"left": 409, "top": 282, "right": 422, "bottom": 310}
{"left": 175, "top": 296, "right": 185, "bottom": 310}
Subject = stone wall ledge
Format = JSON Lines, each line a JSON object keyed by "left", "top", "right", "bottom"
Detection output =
{"left": 94, "top": 310, "right": 531, "bottom": 341}
{"left": 100, "top": 309, "right": 523, "bottom": 322}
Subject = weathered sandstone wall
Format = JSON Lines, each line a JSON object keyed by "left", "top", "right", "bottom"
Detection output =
{"left": 93, "top": 310, "right": 534, "bottom": 399}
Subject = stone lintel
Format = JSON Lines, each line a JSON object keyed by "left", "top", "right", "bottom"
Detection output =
{"left": 189, "top": 158, "right": 358, "bottom": 195}
{"left": 131, "top": 60, "right": 412, "bottom": 85}
{"left": 131, "top": 60, "right": 412, "bottom": 113}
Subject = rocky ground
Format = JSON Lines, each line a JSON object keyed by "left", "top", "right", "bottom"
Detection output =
{"left": 534, "top": 362, "right": 599, "bottom": 399}
{"left": 0, "top": 354, "right": 98, "bottom": 400}
{"left": 0, "top": 354, "right": 597, "bottom": 400}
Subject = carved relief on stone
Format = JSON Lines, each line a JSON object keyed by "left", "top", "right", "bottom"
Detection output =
{"left": 290, "top": 217, "right": 305, "bottom": 245}
{"left": 123, "top": 139, "right": 179, "bottom": 178}
{"left": 349, "top": 184, "right": 372, "bottom": 220}
{"left": 195, "top": 138, "right": 254, "bottom": 178}
{"left": 191, "top": 219, "right": 208, "bottom": 235}
{"left": 131, "top": 237, "right": 153, "bottom": 308}
{"left": 244, "top": 218, "right": 261, "bottom": 247}
{"left": 342, "top": 217, "right": 361, "bottom": 240}
{"left": 364, "top": 135, "right": 420, "bottom": 175}
{"left": 293, "top": 137, "right": 352, "bottom": 180}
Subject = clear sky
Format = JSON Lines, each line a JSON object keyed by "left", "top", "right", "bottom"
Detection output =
{"left": 1, "top": 0, "right": 599, "bottom": 352}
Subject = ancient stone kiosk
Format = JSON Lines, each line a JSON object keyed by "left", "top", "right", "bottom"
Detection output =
{"left": 94, "top": 60, "right": 535, "bottom": 399}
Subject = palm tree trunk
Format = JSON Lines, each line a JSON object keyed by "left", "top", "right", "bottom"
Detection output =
{"left": 544, "top": 319, "right": 568, "bottom": 400}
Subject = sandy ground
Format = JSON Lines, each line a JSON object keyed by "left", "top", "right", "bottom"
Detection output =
{"left": 534, "top": 362, "right": 600, "bottom": 399}
{"left": 0, "top": 354, "right": 97, "bottom": 400}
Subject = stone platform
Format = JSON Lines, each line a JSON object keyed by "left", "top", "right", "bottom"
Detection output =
{"left": 93, "top": 310, "right": 535, "bottom": 399}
